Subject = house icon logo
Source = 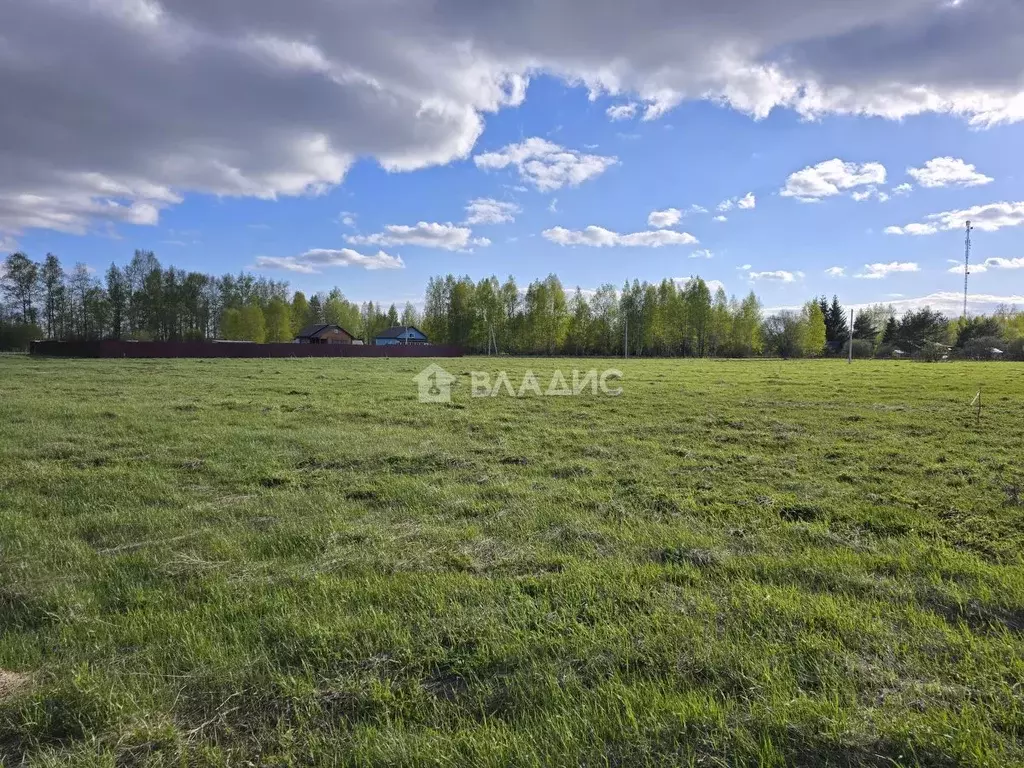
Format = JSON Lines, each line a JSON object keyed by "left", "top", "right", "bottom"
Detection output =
{"left": 413, "top": 363, "right": 457, "bottom": 404}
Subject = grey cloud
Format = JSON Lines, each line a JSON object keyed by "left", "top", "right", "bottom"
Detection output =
{"left": 2, "top": 0, "right": 1023, "bottom": 236}
{"left": 784, "top": 0, "right": 1024, "bottom": 93}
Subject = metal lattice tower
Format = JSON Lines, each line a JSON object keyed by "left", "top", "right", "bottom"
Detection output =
{"left": 963, "top": 221, "right": 973, "bottom": 319}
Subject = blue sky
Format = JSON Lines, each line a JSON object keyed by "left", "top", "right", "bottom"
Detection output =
{"left": 3, "top": 1, "right": 1024, "bottom": 315}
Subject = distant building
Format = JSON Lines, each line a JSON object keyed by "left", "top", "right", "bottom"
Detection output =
{"left": 374, "top": 326, "right": 429, "bottom": 346}
{"left": 294, "top": 324, "right": 355, "bottom": 344}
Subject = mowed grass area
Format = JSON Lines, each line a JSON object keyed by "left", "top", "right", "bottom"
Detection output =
{"left": 1, "top": 357, "right": 1023, "bottom": 767}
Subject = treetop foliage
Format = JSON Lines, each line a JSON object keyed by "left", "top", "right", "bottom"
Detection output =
{"left": 2, "top": 250, "right": 1022, "bottom": 359}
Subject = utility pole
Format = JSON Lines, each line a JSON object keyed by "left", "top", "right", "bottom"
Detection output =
{"left": 963, "top": 220, "right": 973, "bottom": 319}
{"left": 848, "top": 307, "right": 854, "bottom": 363}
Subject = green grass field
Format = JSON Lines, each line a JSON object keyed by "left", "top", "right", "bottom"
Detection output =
{"left": 1, "top": 356, "right": 1023, "bottom": 767}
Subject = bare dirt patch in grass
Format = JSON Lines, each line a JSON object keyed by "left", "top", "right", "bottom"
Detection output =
{"left": 0, "top": 670, "right": 32, "bottom": 701}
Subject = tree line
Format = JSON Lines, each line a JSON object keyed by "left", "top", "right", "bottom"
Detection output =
{"left": 0, "top": 250, "right": 419, "bottom": 350}
{"left": 2, "top": 250, "right": 1022, "bottom": 359}
{"left": 421, "top": 273, "right": 1024, "bottom": 360}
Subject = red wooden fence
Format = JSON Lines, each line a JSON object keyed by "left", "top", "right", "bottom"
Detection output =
{"left": 30, "top": 340, "right": 464, "bottom": 359}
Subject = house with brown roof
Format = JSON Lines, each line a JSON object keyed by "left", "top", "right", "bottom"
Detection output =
{"left": 294, "top": 324, "right": 355, "bottom": 344}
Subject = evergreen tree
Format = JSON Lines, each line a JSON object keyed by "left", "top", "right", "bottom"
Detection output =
{"left": 955, "top": 316, "right": 1003, "bottom": 348}
{"left": 853, "top": 310, "right": 877, "bottom": 341}
{"left": 881, "top": 316, "right": 898, "bottom": 344}
{"left": 307, "top": 294, "right": 324, "bottom": 326}
{"left": 824, "top": 295, "right": 848, "bottom": 351}
{"left": 896, "top": 308, "right": 949, "bottom": 348}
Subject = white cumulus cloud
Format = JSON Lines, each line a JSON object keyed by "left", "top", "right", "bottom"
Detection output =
{"left": 255, "top": 249, "right": 404, "bottom": 273}
{"left": 648, "top": 208, "right": 682, "bottom": 228}
{"left": 851, "top": 291, "right": 1024, "bottom": 316}
{"left": 749, "top": 270, "right": 803, "bottom": 282}
{"left": 825, "top": 266, "right": 846, "bottom": 277}
{"left": 347, "top": 222, "right": 490, "bottom": 251}
{"left": 543, "top": 226, "right": 698, "bottom": 247}
{"left": 465, "top": 198, "right": 520, "bottom": 225}
{"left": 947, "top": 256, "right": 1024, "bottom": 274}
{"left": 885, "top": 223, "right": 938, "bottom": 236}
{"left": 672, "top": 277, "right": 726, "bottom": 295}
{"left": 780, "top": 159, "right": 887, "bottom": 202}
{"left": 907, "top": 157, "right": 994, "bottom": 188}
{"left": 855, "top": 261, "right": 920, "bottom": 279}
{"left": 716, "top": 192, "right": 757, "bottom": 212}
{"left": 474, "top": 138, "right": 618, "bottom": 192}
{"left": 706, "top": 279, "right": 727, "bottom": 295}
{"left": 606, "top": 103, "right": 638, "bottom": 121}
{"left": 886, "top": 201, "right": 1024, "bottom": 236}
{"left": 851, "top": 186, "right": 890, "bottom": 203}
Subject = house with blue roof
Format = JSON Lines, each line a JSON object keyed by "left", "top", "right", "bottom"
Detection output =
{"left": 374, "top": 326, "right": 429, "bottom": 346}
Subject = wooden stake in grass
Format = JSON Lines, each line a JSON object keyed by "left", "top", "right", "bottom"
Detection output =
{"left": 971, "top": 387, "right": 982, "bottom": 425}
